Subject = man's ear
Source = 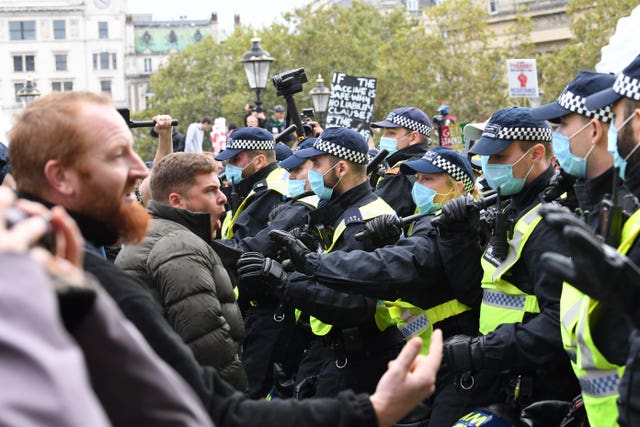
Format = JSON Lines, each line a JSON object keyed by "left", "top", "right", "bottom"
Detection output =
{"left": 530, "top": 143, "right": 546, "bottom": 162}
{"left": 591, "top": 119, "right": 605, "bottom": 146}
{"left": 168, "top": 192, "right": 183, "bottom": 208}
{"left": 43, "top": 160, "right": 76, "bottom": 196}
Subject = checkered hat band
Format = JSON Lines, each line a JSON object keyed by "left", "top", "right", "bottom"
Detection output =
{"left": 614, "top": 73, "right": 640, "bottom": 101}
{"left": 557, "top": 90, "right": 614, "bottom": 123}
{"left": 387, "top": 112, "right": 433, "bottom": 136}
{"left": 314, "top": 139, "right": 368, "bottom": 164}
{"left": 430, "top": 154, "right": 474, "bottom": 193}
{"left": 227, "top": 139, "right": 275, "bottom": 151}
{"left": 482, "top": 127, "right": 552, "bottom": 142}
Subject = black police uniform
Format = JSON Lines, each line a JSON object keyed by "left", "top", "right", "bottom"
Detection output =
{"left": 219, "top": 162, "right": 295, "bottom": 399}
{"left": 616, "top": 162, "right": 640, "bottom": 426}
{"left": 572, "top": 166, "right": 634, "bottom": 371}
{"left": 374, "top": 142, "right": 429, "bottom": 218}
{"left": 309, "top": 213, "right": 481, "bottom": 338}
{"left": 286, "top": 182, "right": 405, "bottom": 398}
{"left": 431, "top": 166, "right": 580, "bottom": 425}
{"left": 226, "top": 193, "right": 317, "bottom": 399}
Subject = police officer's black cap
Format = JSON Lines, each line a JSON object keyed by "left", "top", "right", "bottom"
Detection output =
{"left": 295, "top": 127, "right": 368, "bottom": 164}
{"left": 371, "top": 107, "right": 433, "bottom": 136}
{"left": 401, "top": 146, "right": 475, "bottom": 193}
{"left": 586, "top": 53, "right": 640, "bottom": 110}
{"left": 215, "top": 127, "right": 275, "bottom": 161}
{"left": 468, "top": 107, "right": 552, "bottom": 156}
{"left": 279, "top": 138, "right": 316, "bottom": 170}
{"left": 530, "top": 71, "right": 615, "bottom": 123}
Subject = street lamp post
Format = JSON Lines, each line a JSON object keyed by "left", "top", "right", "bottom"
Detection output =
{"left": 241, "top": 36, "right": 274, "bottom": 112}
{"left": 308, "top": 74, "right": 331, "bottom": 127}
{"left": 17, "top": 77, "right": 41, "bottom": 107}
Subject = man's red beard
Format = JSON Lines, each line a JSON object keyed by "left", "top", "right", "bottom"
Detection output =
{"left": 113, "top": 200, "right": 150, "bottom": 244}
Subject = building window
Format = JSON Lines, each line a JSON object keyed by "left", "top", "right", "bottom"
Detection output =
{"left": 54, "top": 54, "right": 68, "bottom": 71}
{"left": 144, "top": 58, "right": 152, "bottom": 73}
{"left": 98, "top": 21, "right": 109, "bottom": 39}
{"left": 51, "top": 81, "right": 74, "bottom": 92}
{"left": 407, "top": 0, "right": 419, "bottom": 11}
{"left": 93, "top": 52, "right": 117, "bottom": 70}
{"left": 13, "top": 55, "right": 35, "bottom": 72}
{"left": 9, "top": 21, "right": 36, "bottom": 40}
{"left": 100, "top": 80, "right": 112, "bottom": 94}
{"left": 100, "top": 52, "right": 110, "bottom": 69}
{"left": 53, "top": 20, "right": 66, "bottom": 39}
{"left": 488, "top": 0, "right": 499, "bottom": 13}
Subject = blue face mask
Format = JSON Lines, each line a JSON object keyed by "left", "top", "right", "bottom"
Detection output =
{"left": 224, "top": 156, "right": 257, "bottom": 185}
{"left": 288, "top": 179, "right": 307, "bottom": 197}
{"left": 481, "top": 148, "right": 534, "bottom": 196}
{"left": 411, "top": 182, "right": 444, "bottom": 214}
{"left": 379, "top": 136, "right": 399, "bottom": 156}
{"left": 608, "top": 114, "right": 636, "bottom": 180}
{"left": 552, "top": 121, "right": 594, "bottom": 178}
{"left": 225, "top": 163, "right": 244, "bottom": 185}
{"left": 308, "top": 163, "right": 341, "bottom": 200}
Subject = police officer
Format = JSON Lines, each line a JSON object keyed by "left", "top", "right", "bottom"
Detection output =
{"left": 432, "top": 107, "right": 580, "bottom": 425}
{"left": 371, "top": 107, "right": 433, "bottom": 218}
{"left": 541, "top": 53, "right": 640, "bottom": 426}
{"left": 273, "top": 147, "right": 482, "bottom": 348}
{"left": 214, "top": 127, "right": 290, "bottom": 398}
{"left": 531, "top": 71, "right": 625, "bottom": 228}
{"left": 529, "top": 71, "right": 633, "bottom": 426}
{"left": 237, "top": 127, "right": 405, "bottom": 398}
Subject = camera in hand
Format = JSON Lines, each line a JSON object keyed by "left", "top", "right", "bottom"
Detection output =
{"left": 5, "top": 205, "right": 56, "bottom": 253}
{"left": 273, "top": 68, "right": 308, "bottom": 97}
{"left": 301, "top": 108, "right": 315, "bottom": 137}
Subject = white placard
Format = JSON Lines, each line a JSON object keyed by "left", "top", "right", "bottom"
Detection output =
{"left": 506, "top": 59, "right": 539, "bottom": 98}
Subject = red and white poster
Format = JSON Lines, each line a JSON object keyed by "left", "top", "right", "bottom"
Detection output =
{"left": 506, "top": 59, "right": 539, "bottom": 98}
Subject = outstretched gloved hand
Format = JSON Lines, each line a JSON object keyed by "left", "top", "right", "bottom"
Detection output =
{"left": 269, "top": 229, "right": 316, "bottom": 275}
{"left": 433, "top": 195, "right": 479, "bottom": 235}
{"left": 540, "top": 205, "right": 640, "bottom": 326}
{"left": 360, "top": 214, "right": 403, "bottom": 246}
{"left": 237, "top": 251, "right": 287, "bottom": 296}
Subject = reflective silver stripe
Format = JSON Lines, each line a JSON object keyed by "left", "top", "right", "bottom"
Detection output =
{"left": 482, "top": 289, "right": 526, "bottom": 309}
{"left": 397, "top": 313, "right": 430, "bottom": 340}
{"left": 561, "top": 296, "right": 582, "bottom": 332}
{"left": 578, "top": 370, "right": 621, "bottom": 397}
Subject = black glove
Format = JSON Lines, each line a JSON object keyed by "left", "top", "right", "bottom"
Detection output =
{"left": 289, "top": 226, "right": 317, "bottom": 251}
{"left": 443, "top": 334, "right": 485, "bottom": 374}
{"left": 269, "top": 229, "right": 317, "bottom": 275}
{"left": 539, "top": 204, "right": 590, "bottom": 234}
{"left": 268, "top": 202, "right": 288, "bottom": 221}
{"left": 237, "top": 252, "right": 287, "bottom": 296}
{"left": 360, "top": 214, "right": 403, "bottom": 246}
{"left": 539, "top": 216, "right": 640, "bottom": 326}
{"left": 434, "top": 194, "right": 479, "bottom": 234}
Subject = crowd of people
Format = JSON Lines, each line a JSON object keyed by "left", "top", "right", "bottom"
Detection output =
{"left": 2, "top": 52, "right": 640, "bottom": 427}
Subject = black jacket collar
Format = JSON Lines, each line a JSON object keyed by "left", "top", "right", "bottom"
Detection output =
{"left": 508, "top": 165, "right": 555, "bottom": 218}
{"left": 310, "top": 181, "right": 374, "bottom": 226}
{"left": 387, "top": 142, "right": 429, "bottom": 166}
{"left": 147, "top": 200, "right": 212, "bottom": 243}
{"left": 17, "top": 192, "right": 119, "bottom": 247}
{"left": 625, "top": 162, "right": 640, "bottom": 200}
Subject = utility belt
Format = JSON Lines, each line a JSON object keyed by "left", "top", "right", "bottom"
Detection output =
{"left": 320, "top": 324, "right": 403, "bottom": 368}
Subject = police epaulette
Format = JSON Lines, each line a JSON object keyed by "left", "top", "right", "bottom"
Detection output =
{"left": 252, "top": 179, "right": 268, "bottom": 191}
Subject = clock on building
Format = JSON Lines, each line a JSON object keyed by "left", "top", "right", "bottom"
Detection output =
{"left": 94, "top": 0, "right": 110, "bottom": 9}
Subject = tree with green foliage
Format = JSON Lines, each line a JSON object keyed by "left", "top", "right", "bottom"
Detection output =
{"left": 537, "top": 0, "right": 637, "bottom": 105}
